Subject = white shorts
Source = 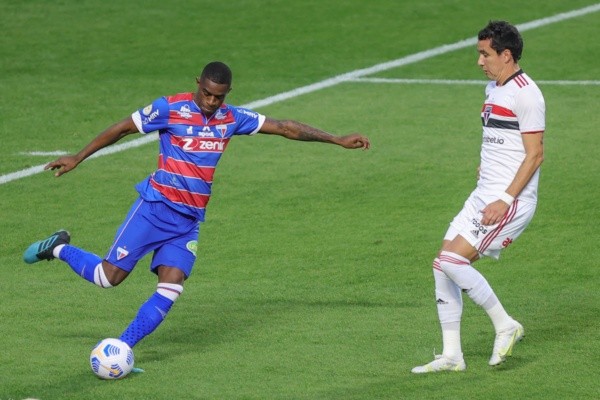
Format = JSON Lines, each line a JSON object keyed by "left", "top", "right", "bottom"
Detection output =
{"left": 444, "top": 190, "right": 537, "bottom": 259}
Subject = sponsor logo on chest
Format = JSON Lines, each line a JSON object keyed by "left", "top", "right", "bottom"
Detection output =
{"left": 176, "top": 137, "right": 227, "bottom": 152}
{"left": 185, "top": 125, "right": 229, "bottom": 138}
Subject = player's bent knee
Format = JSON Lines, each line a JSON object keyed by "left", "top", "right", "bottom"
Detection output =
{"left": 101, "top": 261, "right": 129, "bottom": 287}
{"left": 157, "top": 265, "right": 186, "bottom": 285}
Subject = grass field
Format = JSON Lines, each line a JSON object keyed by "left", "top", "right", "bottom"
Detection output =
{"left": 1, "top": 1, "right": 599, "bottom": 399}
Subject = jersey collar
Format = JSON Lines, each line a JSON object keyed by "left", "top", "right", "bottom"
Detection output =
{"left": 499, "top": 69, "right": 523, "bottom": 86}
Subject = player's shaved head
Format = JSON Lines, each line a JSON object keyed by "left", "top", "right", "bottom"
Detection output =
{"left": 201, "top": 61, "right": 232, "bottom": 86}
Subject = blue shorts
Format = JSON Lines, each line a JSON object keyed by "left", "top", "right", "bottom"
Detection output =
{"left": 105, "top": 198, "right": 200, "bottom": 278}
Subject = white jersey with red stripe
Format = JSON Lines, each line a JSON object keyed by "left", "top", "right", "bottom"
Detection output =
{"left": 131, "top": 93, "right": 266, "bottom": 221}
{"left": 479, "top": 70, "right": 545, "bottom": 204}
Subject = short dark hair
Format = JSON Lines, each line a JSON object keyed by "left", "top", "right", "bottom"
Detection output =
{"left": 200, "top": 61, "right": 232, "bottom": 85}
{"left": 478, "top": 21, "right": 523, "bottom": 62}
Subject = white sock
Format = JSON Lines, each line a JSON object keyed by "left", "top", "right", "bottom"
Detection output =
{"left": 53, "top": 244, "right": 66, "bottom": 259}
{"left": 484, "top": 296, "right": 514, "bottom": 332}
{"left": 93, "top": 263, "right": 113, "bottom": 288}
{"left": 441, "top": 323, "right": 463, "bottom": 361}
{"left": 439, "top": 251, "right": 514, "bottom": 333}
{"left": 439, "top": 251, "right": 494, "bottom": 306}
{"left": 433, "top": 258, "right": 463, "bottom": 360}
{"left": 157, "top": 283, "right": 183, "bottom": 302}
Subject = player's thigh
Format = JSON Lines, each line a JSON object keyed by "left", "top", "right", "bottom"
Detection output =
{"left": 150, "top": 227, "right": 199, "bottom": 279}
{"left": 443, "top": 191, "right": 484, "bottom": 243}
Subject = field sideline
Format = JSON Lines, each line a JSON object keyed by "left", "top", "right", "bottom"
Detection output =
{"left": 2, "top": 3, "right": 599, "bottom": 186}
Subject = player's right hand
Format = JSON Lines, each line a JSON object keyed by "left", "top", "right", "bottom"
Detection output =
{"left": 338, "top": 133, "right": 371, "bottom": 150}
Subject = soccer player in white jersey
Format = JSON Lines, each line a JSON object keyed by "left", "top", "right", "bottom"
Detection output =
{"left": 412, "top": 21, "right": 545, "bottom": 373}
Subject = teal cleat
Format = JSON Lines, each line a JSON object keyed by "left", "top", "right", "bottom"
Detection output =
{"left": 23, "top": 230, "right": 71, "bottom": 264}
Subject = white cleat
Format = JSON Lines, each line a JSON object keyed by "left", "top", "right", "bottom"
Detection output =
{"left": 411, "top": 355, "right": 466, "bottom": 374}
{"left": 489, "top": 320, "right": 524, "bottom": 366}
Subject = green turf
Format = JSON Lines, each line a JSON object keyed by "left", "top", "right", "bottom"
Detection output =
{"left": 1, "top": 1, "right": 599, "bottom": 399}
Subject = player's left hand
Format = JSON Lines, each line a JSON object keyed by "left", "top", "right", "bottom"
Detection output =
{"left": 480, "top": 200, "right": 510, "bottom": 225}
{"left": 45, "top": 155, "right": 81, "bottom": 177}
{"left": 338, "top": 134, "right": 371, "bottom": 150}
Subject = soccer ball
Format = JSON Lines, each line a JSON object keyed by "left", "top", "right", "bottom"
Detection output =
{"left": 90, "top": 338, "right": 134, "bottom": 379}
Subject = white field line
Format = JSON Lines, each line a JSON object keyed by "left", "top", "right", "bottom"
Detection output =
{"left": 2, "top": 2, "right": 599, "bottom": 186}
{"left": 19, "top": 151, "right": 70, "bottom": 156}
{"left": 351, "top": 78, "right": 600, "bottom": 86}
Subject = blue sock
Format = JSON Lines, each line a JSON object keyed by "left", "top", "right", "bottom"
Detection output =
{"left": 59, "top": 245, "right": 103, "bottom": 284}
{"left": 119, "top": 292, "right": 174, "bottom": 348}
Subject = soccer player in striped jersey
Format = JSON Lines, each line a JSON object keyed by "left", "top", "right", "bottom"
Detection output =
{"left": 411, "top": 21, "right": 545, "bottom": 373}
{"left": 24, "top": 61, "right": 370, "bottom": 352}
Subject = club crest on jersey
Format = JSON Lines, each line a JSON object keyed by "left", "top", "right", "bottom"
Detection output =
{"left": 142, "top": 104, "right": 153, "bottom": 116}
{"left": 216, "top": 124, "right": 228, "bottom": 136}
{"left": 117, "top": 247, "right": 129, "bottom": 260}
{"left": 483, "top": 105, "right": 493, "bottom": 126}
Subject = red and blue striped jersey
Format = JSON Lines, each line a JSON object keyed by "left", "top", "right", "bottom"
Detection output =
{"left": 131, "top": 93, "right": 265, "bottom": 221}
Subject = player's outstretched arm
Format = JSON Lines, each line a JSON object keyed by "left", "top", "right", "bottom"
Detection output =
{"left": 259, "top": 118, "right": 370, "bottom": 150}
{"left": 45, "top": 117, "right": 139, "bottom": 177}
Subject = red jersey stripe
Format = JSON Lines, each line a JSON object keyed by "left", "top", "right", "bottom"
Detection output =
{"left": 482, "top": 103, "right": 516, "bottom": 117}
{"left": 168, "top": 111, "right": 205, "bottom": 126}
{"left": 514, "top": 74, "right": 529, "bottom": 88}
{"left": 150, "top": 179, "right": 210, "bottom": 209}
{"left": 166, "top": 93, "right": 193, "bottom": 103}
{"left": 162, "top": 156, "right": 216, "bottom": 182}
{"left": 521, "top": 130, "right": 544, "bottom": 135}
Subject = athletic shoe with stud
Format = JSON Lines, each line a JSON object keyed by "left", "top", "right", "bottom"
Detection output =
{"left": 411, "top": 355, "right": 466, "bottom": 374}
{"left": 489, "top": 320, "right": 524, "bottom": 366}
{"left": 23, "top": 230, "right": 70, "bottom": 264}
